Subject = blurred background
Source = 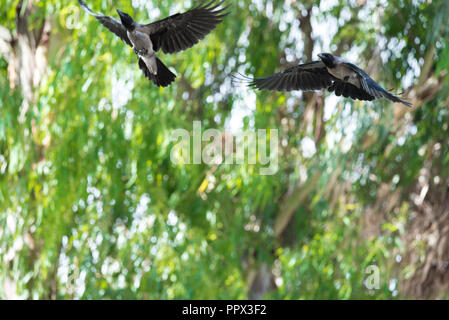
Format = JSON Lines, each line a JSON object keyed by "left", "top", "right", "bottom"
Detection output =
{"left": 1, "top": 0, "right": 449, "bottom": 299}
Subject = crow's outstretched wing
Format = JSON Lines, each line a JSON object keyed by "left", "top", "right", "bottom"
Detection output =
{"left": 344, "top": 62, "right": 412, "bottom": 107}
{"left": 244, "top": 61, "right": 334, "bottom": 92}
{"left": 141, "top": 0, "right": 230, "bottom": 54}
{"left": 78, "top": 0, "right": 132, "bottom": 46}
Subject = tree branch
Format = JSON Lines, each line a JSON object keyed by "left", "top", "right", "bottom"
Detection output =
{"left": 274, "top": 170, "right": 321, "bottom": 239}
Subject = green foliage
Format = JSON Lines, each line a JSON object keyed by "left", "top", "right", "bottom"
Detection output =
{"left": 1, "top": 0, "right": 448, "bottom": 299}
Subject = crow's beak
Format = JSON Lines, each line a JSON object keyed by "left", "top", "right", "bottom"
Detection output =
{"left": 117, "top": 9, "right": 126, "bottom": 21}
{"left": 318, "top": 53, "right": 324, "bottom": 60}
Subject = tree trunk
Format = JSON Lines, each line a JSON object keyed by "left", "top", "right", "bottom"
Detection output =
{"left": 1, "top": 0, "right": 50, "bottom": 299}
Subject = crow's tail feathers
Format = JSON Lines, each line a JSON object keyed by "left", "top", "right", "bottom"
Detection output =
{"left": 139, "top": 58, "right": 176, "bottom": 87}
{"left": 398, "top": 97, "right": 412, "bottom": 108}
{"left": 154, "top": 58, "right": 176, "bottom": 87}
{"left": 386, "top": 91, "right": 412, "bottom": 108}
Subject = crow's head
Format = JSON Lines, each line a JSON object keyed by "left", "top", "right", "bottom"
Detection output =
{"left": 318, "top": 53, "right": 336, "bottom": 68}
{"left": 117, "top": 10, "right": 135, "bottom": 30}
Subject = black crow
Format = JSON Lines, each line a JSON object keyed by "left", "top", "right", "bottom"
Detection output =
{"left": 241, "top": 53, "right": 411, "bottom": 107}
{"left": 78, "top": 0, "right": 229, "bottom": 87}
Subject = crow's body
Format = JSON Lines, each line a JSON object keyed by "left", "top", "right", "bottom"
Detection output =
{"left": 126, "top": 28, "right": 156, "bottom": 73}
{"left": 78, "top": 0, "right": 229, "bottom": 87}
{"left": 327, "top": 63, "right": 359, "bottom": 87}
{"left": 243, "top": 53, "right": 411, "bottom": 107}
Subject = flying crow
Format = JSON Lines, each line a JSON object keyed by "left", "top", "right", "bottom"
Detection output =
{"left": 78, "top": 0, "right": 229, "bottom": 87}
{"left": 241, "top": 53, "right": 411, "bottom": 107}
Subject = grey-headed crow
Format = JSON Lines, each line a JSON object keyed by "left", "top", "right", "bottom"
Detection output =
{"left": 242, "top": 53, "right": 411, "bottom": 107}
{"left": 78, "top": 0, "right": 229, "bottom": 87}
